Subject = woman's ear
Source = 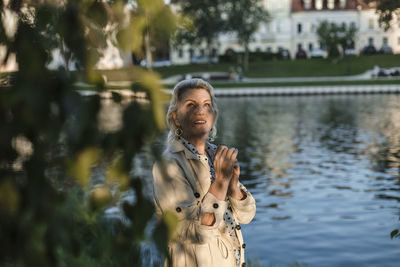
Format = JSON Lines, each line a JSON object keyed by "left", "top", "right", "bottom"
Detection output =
{"left": 172, "top": 112, "right": 180, "bottom": 127}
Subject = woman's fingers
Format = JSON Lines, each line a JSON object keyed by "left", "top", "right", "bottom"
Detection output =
{"left": 225, "top": 148, "right": 238, "bottom": 165}
{"left": 214, "top": 146, "right": 240, "bottom": 180}
{"left": 230, "top": 148, "right": 238, "bottom": 161}
{"left": 215, "top": 146, "right": 227, "bottom": 162}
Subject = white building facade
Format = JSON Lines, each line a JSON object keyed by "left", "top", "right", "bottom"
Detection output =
{"left": 170, "top": 0, "right": 400, "bottom": 64}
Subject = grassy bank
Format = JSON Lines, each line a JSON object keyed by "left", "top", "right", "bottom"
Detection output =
{"left": 154, "top": 54, "right": 400, "bottom": 78}
{"left": 163, "top": 79, "right": 400, "bottom": 89}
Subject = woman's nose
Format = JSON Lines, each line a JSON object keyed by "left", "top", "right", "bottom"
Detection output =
{"left": 194, "top": 105, "right": 206, "bottom": 114}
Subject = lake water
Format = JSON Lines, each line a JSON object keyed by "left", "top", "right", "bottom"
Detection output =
{"left": 214, "top": 94, "right": 400, "bottom": 267}
{"left": 102, "top": 94, "right": 400, "bottom": 266}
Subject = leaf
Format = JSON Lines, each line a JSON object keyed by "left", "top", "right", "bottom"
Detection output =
{"left": 116, "top": 17, "right": 146, "bottom": 54}
{"left": 390, "top": 229, "right": 399, "bottom": 239}
{"left": 66, "top": 147, "right": 101, "bottom": 187}
{"left": 0, "top": 179, "right": 20, "bottom": 215}
{"left": 138, "top": 71, "right": 166, "bottom": 131}
{"left": 87, "top": 1, "right": 108, "bottom": 28}
{"left": 163, "top": 210, "right": 178, "bottom": 240}
{"left": 106, "top": 156, "right": 130, "bottom": 191}
{"left": 90, "top": 185, "right": 113, "bottom": 211}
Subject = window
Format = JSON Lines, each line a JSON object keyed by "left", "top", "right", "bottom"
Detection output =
{"left": 316, "top": 0, "right": 323, "bottom": 10}
{"left": 309, "top": 43, "right": 313, "bottom": 51}
{"left": 304, "top": 0, "right": 311, "bottom": 9}
{"left": 350, "top": 21, "right": 356, "bottom": 29}
{"left": 297, "top": 23, "right": 302, "bottom": 34}
{"left": 267, "top": 46, "right": 272, "bottom": 53}
{"left": 189, "top": 48, "right": 194, "bottom": 59}
{"left": 398, "top": 36, "right": 400, "bottom": 46}
{"left": 211, "top": 48, "right": 217, "bottom": 57}
{"left": 368, "top": 37, "right": 374, "bottom": 45}
{"left": 178, "top": 49, "right": 183, "bottom": 58}
{"left": 328, "top": 0, "right": 334, "bottom": 9}
{"left": 255, "top": 47, "right": 261, "bottom": 52}
{"left": 310, "top": 23, "right": 315, "bottom": 33}
{"left": 200, "top": 49, "right": 205, "bottom": 57}
{"left": 383, "top": 37, "right": 388, "bottom": 45}
{"left": 265, "top": 23, "right": 271, "bottom": 32}
{"left": 297, "top": 43, "right": 303, "bottom": 51}
{"left": 340, "top": 0, "right": 346, "bottom": 9}
{"left": 368, "top": 18, "right": 374, "bottom": 30}
{"left": 277, "top": 21, "right": 281, "bottom": 33}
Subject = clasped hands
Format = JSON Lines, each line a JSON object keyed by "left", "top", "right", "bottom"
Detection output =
{"left": 201, "top": 146, "right": 244, "bottom": 226}
{"left": 213, "top": 145, "right": 242, "bottom": 198}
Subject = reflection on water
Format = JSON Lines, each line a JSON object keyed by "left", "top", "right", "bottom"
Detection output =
{"left": 98, "top": 94, "right": 400, "bottom": 266}
{"left": 215, "top": 94, "right": 400, "bottom": 267}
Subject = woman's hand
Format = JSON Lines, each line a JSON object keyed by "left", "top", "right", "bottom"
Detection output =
{"left": 230, "top": 161, "right": 240, "bottom": 190}
{"left": 208, "top": 146, "right": 238, "bottom": 201}
{"left": 213, "top": 146, "right": 238, "bottom": 181}
{"left": 229, "top": 162, "right": 245, "bottom": 200}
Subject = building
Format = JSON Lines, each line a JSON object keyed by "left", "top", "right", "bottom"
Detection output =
{"left": 291, "top": 0, "right": 400, "bottom": 56}
{"left": 170, "top": 0, "right": 400, "bottom": 64}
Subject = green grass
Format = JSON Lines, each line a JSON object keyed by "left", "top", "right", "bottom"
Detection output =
{"left": 154, "top": 54, "right": 400, "bottom": 78}
{"left": 163, "top": 79, "right": 400, "bottom": 89}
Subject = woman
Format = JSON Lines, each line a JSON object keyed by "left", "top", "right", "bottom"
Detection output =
{"left": 153, "top": 78, "right": 256, "bottom": 267}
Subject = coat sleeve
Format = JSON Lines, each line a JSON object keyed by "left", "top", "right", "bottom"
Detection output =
{"left": 152, "top": 159, "right": 227, "bottom": 238}
{"left": 228, "top": 182, "right": 256, "bottom": 224}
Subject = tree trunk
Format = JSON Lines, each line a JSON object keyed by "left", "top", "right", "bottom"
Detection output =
{"left": 207, "top": 37, "right": 212, "bottom": 66}
{"left": 144, "top": 28, "right": 152, "bottom": 70}
{"left": 244, "top": 43, "right": 249, "bottom": 72}
{"left": 60, "top": 42, "right": 71, "bottom": 73}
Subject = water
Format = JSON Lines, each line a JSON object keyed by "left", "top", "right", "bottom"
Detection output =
{"left": 100, "top": 94, "right": 400, "bottom": 266}
{"left": 214, "top": 94, "right": 400, "bottom": 267}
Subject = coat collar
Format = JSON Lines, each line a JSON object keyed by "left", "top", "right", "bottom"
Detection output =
{"left": 168, "top": 137, "right": 217, "bottom": 160}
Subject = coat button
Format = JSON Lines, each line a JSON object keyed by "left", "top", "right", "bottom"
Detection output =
{"left": 176, "top": 207, "right": 182, "bottom": 212}
{"left": 194, "top": 192, "right": 200, "bottom": 198}
{"left": 242, "top": 243, "right": 246, "bottom": 249}
{"left": 235, "top": 225, "right": 241, "bottom": 230}
{"left": 213, "top": 203, "right": 219, "bottom": 209}
{"left": 242, "top": 263, "right": 246, "bottom": 267}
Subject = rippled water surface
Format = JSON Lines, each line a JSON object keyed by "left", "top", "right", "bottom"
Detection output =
{"left": 213, "top": 94, "right": 400, "bottom": 267}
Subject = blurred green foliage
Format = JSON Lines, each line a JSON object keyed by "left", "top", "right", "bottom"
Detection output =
{"left": 0, "top": 0, "right": 176, "bottom": 266}
{"left": 316, "top": 21, "right": 357, "bottom": 59}
{"left": 363, "top": 0, "right": 400, "bottom": 31}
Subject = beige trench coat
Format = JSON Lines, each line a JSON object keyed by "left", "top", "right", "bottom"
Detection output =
{"left": 152, "top": 139, "right": 256, "bottom": 267}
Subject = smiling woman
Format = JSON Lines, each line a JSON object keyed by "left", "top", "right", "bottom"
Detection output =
{"left": 152, "top": 79, "right": 256, "bottom": 267}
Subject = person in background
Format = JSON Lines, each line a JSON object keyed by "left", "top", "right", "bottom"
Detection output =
{"left": 152, "top": 78, "right": 256, "bottom": 267}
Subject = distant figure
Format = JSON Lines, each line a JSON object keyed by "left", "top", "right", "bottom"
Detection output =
{"left": 152, "top": 78, "right": 256, "bottom": 267}
{"left": 236, "top": 66, "right": 243, "bottom": 82}
{"left": 229, "top": 66, "right": 237, "bottom": 81}
{"left": 372, "top": 65, "right": 380, "bottom": 78}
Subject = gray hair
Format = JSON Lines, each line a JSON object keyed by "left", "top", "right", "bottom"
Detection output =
{"left": 166, "top": 78, "right": 219, "bottom": 144}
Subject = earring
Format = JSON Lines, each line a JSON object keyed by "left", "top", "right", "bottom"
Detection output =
{"left": 175, "top": 128, "right": 183, "bottom": 137}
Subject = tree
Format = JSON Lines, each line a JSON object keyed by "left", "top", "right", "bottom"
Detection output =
{"left": 173, "top": 0, "right": 228, "bottom": 63}
{"left": 0, "top": 1, "right": 173, "bottom": 266}
{"left": 226, "top": 0, "right": 269, "bottom": 71}
{"left": 316, "top": 21, "right": 357, "bottom": 59}
{"left": 364, "top": 0, "right": 400, "bottom": 31}
{"left": 130, "top": 0, "right": 178, "bottom": 69}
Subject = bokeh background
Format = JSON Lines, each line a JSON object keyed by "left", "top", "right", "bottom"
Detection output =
{"left": 0, "top": 1, "right": 399, "bottom": 267}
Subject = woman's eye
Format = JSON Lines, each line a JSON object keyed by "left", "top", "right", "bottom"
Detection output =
{"left": 205, "top": 103, "right": 211, "bottom": 107}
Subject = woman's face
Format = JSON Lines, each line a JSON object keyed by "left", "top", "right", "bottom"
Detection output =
{"left": 173, "top": 88, "right": 215, "bottom": 142}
